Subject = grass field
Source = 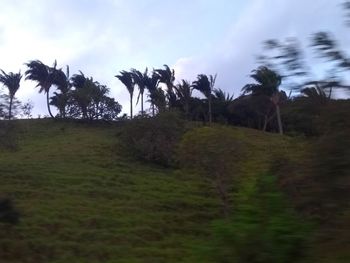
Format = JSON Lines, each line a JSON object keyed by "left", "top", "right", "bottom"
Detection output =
{"left": 0, "top": 119, "right": 348, "bottom": 262}
{"left": 0, "top": 120, "right": 223, "bottom": 263}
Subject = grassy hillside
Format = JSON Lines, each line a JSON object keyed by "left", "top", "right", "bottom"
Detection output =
{"left": 0, "top": 119, "right": 348, "bottom": 262}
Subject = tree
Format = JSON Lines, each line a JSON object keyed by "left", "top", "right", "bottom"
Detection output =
{"left": 144, "top": 71, "right": 165, "bottom": 115}
{"left": 154, "top": 65, "right": 176, "bottom": 108}
{"left": 192, "top": 74, "right": 216, "bottom": 125}
{"left": 212, "top": 88, "right": 234, "bottom": 123}
{"left": 242, "top": 66, "right": 284, "bottom": 134}
{"left": 25, "top": 60, "right": 57, "bottom": 118}
{"left": 50, "top": 65, "right": 71, "bottom": 118}
{"left": 0, "top": 70, "right": 22, "bottom": 120}
{"left": 131, "top": 68, "right": 148, "bottom": 115}
{"left": 115, "top": 70, "right": 134, "bottom": 118}
{"left": 174, "top": 80, "right": 192, "bottom": 118}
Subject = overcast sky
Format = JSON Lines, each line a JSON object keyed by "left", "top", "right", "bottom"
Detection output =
{"left": 0, "top": 0, "right": 348, "bottom": 116}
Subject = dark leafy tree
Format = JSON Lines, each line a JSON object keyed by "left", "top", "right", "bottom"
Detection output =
{"left": 242, "top": 66, "right": 284, "bottom": 134}
{"left": 0, "top": 70, "right": 22, "bottom": 120}
{"left": 25, "top": 60, "right": 57, "bottom": 118}
{"left": 115, "top": 70, "right": 134, "bottom": 118}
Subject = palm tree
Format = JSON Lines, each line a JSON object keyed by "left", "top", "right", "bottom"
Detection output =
{"left": 213, "top": 88, "right": 234, "bottom": 103}
{"left": 25, "top": 60, "right": 57, "bottom": 118}
{"left": 115, "top": 70, "right": 134, "bottom": 118}
{"left": 70, "top": 72, "right": 98, "bottom": 119}
{"left": 192, "top": 74, "right": 216, "bottom": 125}
{"left": 51, "top": 65, "right": 71, "bottom": 118}
{"left": 154, "top": 65, "right": 176, "bottom": 108}
{"left": 0, "top": 70, "right": 22, "bottom": 120}
{"left": 174, "top": 80, "right": 192, "bottom": 118}
{"left": 145, "top": 71, "right": 162, "bottom": 116}
{"left": 131, "top": 68, "right": 148, "bottom": 115}
{"left": 242, "top": 66, "right": 283, "bottom": 134}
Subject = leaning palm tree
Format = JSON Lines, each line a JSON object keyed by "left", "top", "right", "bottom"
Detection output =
{"left": 192, "top": 74, "right": 216, "bottom": 125}
{"left": 242, "top": 66, "right": 283, "bottom": 134}
{"left": 154, "top": 65, "right": 176, "bottom": 108}
{"left": 131, "top": 68, "right": 148, "bottom": 115}
{"left": 0, "top": 70, "right": 22, "bottom": 120}
{"left": 145, "top": 71, "right": 161, "bottom": 116}
{"left": 51, "top": 65, "right": 71, "bottom": 118}
{"left": 115, "top": 70, "right": 134, "bottom": 118}
{"left": 25, "top": 60, "right": 57, "bottom": 118}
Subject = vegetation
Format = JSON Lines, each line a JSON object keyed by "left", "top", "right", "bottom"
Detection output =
{"left": 0, "top": 2, "right": 349, "bottom": 262}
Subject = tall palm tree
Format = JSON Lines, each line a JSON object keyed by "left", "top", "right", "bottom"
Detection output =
{"left": 154, "top": 65, "right": 176, "bottom": 108}
{"left": 51, "top": 65, "right": 71, "bottom": 118}
{"left": 131, "top": 68, "right": 148, "bottom": 115}
{"left": 115, "top": 70, "right": 134, "bottom": 118}
{"left": 145, "top": 71, "right": 162, "bottom": 116}
{"left": 242, "top": 66, "right": 283, "bottom": 134}
{"left": 192, "top": 74, "right": 216, "bottom": 125}
{"left": 174, "top": 80, "right": 192, "bottom": 118}
{"left": 0, "top": 70, "right": 22, "bottom": 120}
{"left": 25, "top": 60, "right": 57, "bottom": 118}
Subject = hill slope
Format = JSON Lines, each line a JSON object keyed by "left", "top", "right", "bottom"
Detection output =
{"left": 0, "top": 119, "right": 348, "bottom": 262}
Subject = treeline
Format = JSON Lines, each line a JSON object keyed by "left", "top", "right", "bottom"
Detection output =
{"left": 0, "top": 60, "right": 122, "bottom": 121}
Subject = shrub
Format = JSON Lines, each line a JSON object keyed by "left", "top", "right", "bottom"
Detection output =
{"left": 199, "top": 174, "right": 310, "bottom": 263}
{"left": 118, "top": 111, "right": 186, "bottom": 166}
{"left": 0, "top": 198, "right": 20, "bottom": 225}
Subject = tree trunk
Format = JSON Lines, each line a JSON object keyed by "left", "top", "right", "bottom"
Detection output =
{"left": 276, "top": 104, "right": 283, "bottom": 135}
{"left": 141, "top": 92, "right": 144, "bottom": 115}
{"left": 208, "top": 95, "right": 212, "bottom": 125}
{"left": 263, "top": 115, "right": 268, "bottom": 131}
{"left": 328, "top": 86, "right": 333, "bottom": 100}
{"left": 46, "top": 91, "right": 54, "bottom": 119}
{"left": 130, "top": 94, "right": 133, "bottom": 119}
{"left": 8, "top": 96, "right": 13, "bottom": 120}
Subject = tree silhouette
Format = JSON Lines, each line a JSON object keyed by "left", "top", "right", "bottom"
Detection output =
{"left": 154, "top": 65, "right": 176, "bottom": 108}
{"left": 115, "top": 70, "right": 134, "bottom": 118}
{"left": 174, "top": 80, "right": 192, "bottom": 118}
{"left": 0, "top": 70, "right": 22, "bottom": 120}
{"left": 192, "top": 74, "right": 216, "bottom": 125}
{"left": 51, "top": 65, "right": 71, "bottom": 118}
{"left": 25, "top": 60, "right": 57, "bottom": 118}
{"left": 131, "top": 68, "right": 148, "bottom": 115}
{"left": 242, "top": 66, "right": 283, "bottom": 134}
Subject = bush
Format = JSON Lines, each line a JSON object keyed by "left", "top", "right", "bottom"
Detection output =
{"left": 198, "top": 174, "right": 310, "bottom": 263}
{"left": 118, "top": 111, "right": 186, "bottom": 166}
{"left": 0, "top": 198, "right": 20, "bottom": 225}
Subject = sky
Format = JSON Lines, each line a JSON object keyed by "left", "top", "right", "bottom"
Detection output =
{"left": 0, "top": 0, "right": 348, "bottom": 117}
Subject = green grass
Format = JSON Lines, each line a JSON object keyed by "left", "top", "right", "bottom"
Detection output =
{"left": 0, "top": 119, "right": 347, "bottom": 262}
{"left": 0, "top": 120, "right": 220, "bottom": 263}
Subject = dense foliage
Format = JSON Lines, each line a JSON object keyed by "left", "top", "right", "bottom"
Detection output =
{"left": 118, "top": 111, "right": 186, "bottom": 166}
